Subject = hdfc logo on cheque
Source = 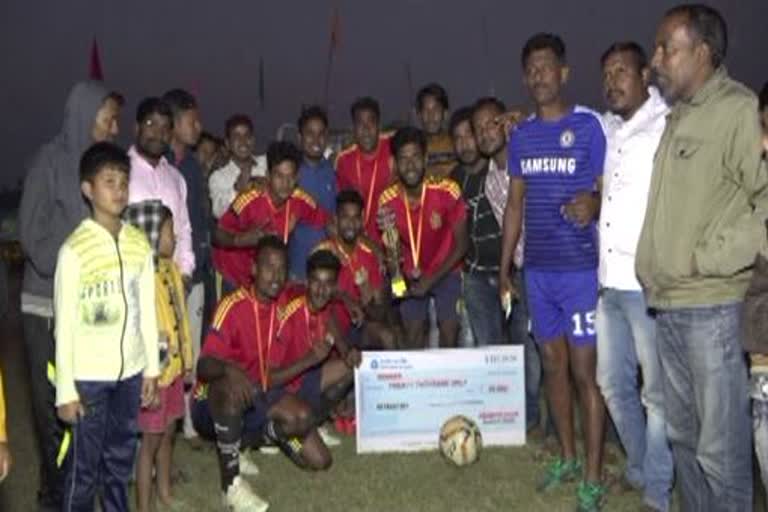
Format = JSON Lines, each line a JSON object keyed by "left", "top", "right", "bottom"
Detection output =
{"left": 369, "top": 357, "right": 412, "bottom": 370}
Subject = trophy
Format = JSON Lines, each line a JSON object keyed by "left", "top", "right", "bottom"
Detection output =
{"left": 380, "top": 208, "right": 407, "bottom": 298}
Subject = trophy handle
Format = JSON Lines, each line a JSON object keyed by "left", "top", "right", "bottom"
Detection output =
{"left": 382, "top": 225, "right": 407, "bottom": 298}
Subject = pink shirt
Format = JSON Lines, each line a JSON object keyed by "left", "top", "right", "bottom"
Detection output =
{"left": 128, "top": 146, "right": 195, "bottom": 276}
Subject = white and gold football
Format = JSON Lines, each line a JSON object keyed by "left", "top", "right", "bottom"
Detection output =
{"left": 439, "top": 415, "right": 482, "bottom": 467}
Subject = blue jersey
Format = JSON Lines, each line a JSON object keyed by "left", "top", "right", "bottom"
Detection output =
{"left": 288, "top": 158, "right": 336, "bottom": 279}
{"left": 508, "top": 106, "right": 606, "bottom": 271}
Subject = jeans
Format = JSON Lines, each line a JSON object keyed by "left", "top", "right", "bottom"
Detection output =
{"left": 64, "top": 374, "right": 142, "bottom": 512}
{"left": 754, "top": 398, "right": 768, "bottom": 512}
{"left": 183, "top": 282, "right": 204, "bottom": 438}
{"left": 596, "top": 289, "right": 672, "bottom": 511}
{"left": 463, "top": 271, "right": 542, "bottom": 429}
{"left": 22, "top": 313, "right": 67, "bottom": 510}
{"left": 457, "top": 295, "right": 475, "bottom": 348}
{"left": 657, "top": 303, "right": 752, "bottom": 512}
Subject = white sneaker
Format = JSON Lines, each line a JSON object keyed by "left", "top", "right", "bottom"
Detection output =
{"left": 239, "top": 451, "right": 260, "bottom": 476}
{"left": 222, "top": 476, "right": 269, "bottom": 512}
{"left": 258, "top": 444, "right": 280, "bottom": 455}
{"left": 318, "top": 426, "right": 341, "bottom": 447}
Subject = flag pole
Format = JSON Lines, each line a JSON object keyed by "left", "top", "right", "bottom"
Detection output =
{"left": 322, "top": 44, "right": 334, "bottom": 109}
{"left": 258, "top": 56, "right": 266, "bottom": 111}
{"left": 323, "top": 4, "right": 340, "bottom": 109}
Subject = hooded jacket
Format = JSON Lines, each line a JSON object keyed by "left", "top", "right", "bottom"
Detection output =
{"left": 19, "top": 81, "right": 112, "bottom": 316}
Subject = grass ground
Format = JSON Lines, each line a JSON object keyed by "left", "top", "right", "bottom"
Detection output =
{"left": 170, "top": 435, "right": 647, "bottom": 512}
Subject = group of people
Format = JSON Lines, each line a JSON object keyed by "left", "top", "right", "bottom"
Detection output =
{"left": 2, "top": 2, "right": 768, "bottom": 512}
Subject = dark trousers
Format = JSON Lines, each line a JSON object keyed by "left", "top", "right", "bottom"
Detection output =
{"left": 657, "top": 304, "right": 752, "bottom": 511}
{"left": 463, "top": 271, "right": 542, "bottom": 428}
{"left": 22, "top": 313, "right": 66, "bottom": 510}
{"left": 63, "top": 374, "right": 142, "bottom": 512}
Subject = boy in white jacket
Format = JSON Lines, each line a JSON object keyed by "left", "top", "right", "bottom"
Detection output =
{"left": 54, "top": 141, "right": 159, "bottom": 511}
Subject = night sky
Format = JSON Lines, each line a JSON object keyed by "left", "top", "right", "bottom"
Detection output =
{"left": 1, "top": 0, "right": 766, "bottom": 187}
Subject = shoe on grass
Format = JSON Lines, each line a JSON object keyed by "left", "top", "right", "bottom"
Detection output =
{"left": 537, "top": 458, "right": 582, "bottom": 493}
{"left": 223, "top": 476, "right": 269, "bottom": 512}
{"left": 319, "top": 425, "right": 341, "bottom": 446}
{"left": 239, "top": 450, "right": 260, "bottom": 476}
{"left": 575, "top": 480, "right": 607, "bottom": 512}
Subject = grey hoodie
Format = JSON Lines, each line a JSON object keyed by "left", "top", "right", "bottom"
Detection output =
{"left": 18, "top": 81, "right": 112, "bottom": 316}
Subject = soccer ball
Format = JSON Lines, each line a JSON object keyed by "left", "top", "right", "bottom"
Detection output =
{"left": 439, "top": 415, "right": 482, "bottom": 467}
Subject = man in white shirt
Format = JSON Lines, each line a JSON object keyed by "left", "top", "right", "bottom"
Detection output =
{"left": 208, "top": 114, "right": 267, "bottom": 218}
{"left": 596, "top": 42, "right": 672, "bottom": 512}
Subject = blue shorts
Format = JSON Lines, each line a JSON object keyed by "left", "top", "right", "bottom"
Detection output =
{"left": 399, "top": 272, "right": 461, "bottom": 323}
{"left": 191, "top": 387, "right": 282, "bottom": 442}
{"left": 191, "top": 368, "right": 325, "bottom": 442}
{"left": 290, "top": 366, "right": 324, "bottom": 411}
{"left": 346, "top": 325, "right": 365, "bottom": 349}
{"left": 525, "top": 269, "right": 598, "bottom": 346}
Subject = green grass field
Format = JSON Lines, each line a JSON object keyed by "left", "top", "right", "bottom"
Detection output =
{"left": 168, "top": 435, "right": 647, "bottom": 512}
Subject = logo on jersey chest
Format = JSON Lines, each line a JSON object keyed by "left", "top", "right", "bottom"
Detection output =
{"left": 560, "top": 129, "right": 575, "bottom": 148}
{"left": 430, "top": 211, "right": 442, "bottom": 230}
{"left": 520, "top": 157, "right": 577, "bottom": 175}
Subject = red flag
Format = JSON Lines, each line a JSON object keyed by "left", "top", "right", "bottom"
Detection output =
{"left": 330, "top": 6, "right": 341, "bottom": 51}
{"left": 89, "top": 39, "right": 103, "bottom": 81}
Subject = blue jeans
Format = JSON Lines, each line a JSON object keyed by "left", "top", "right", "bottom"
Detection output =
{"left": 657, "top": 303, "right": 752, "bottom": 512}
{"left": 64, "top": 374, "right": 142, "bottom": 512}
{"left": 596, "top": 289, "right": 672, "bottom": 511}
{"left": 463, "top": 271, "right": 542, "bottom": 429}
{"left": 753, "top": 398, "right": 768, "bottom": 512}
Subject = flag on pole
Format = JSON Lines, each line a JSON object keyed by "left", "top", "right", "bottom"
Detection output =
{"left": 258, "top": 57, "right": 266, "bottom": 110}
{"left": 89, "top": 38, "right": 104, "bottom": 81}
{"left": 330, "top": 5, "right": 341, "bottom": 52}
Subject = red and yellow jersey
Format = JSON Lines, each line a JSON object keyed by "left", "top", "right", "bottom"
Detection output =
{"left": 194, "top": 286, "right": 289, "bottom": 399}
{"left": 212, "top": 187, "right": 328, "bottom": 287}
{"left": 378, "top": 176, "right": 466, "bottom": 278}
{"left": 271, "top": 292, "right": 335, "bottom": 393}
{"left": 313, "top": 237, "right": 385, "bottom": 331}
{"left": 335, "top": 135, "right": 395, "bottom": 241}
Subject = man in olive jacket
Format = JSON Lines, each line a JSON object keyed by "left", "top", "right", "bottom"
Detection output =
{"left": 636, "top": 5, "right": 768, "bottom": 511}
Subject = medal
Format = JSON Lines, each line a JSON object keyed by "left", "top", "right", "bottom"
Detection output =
{"left": 403, "top": 185, "right": 426, "bottom": 284}
{"left": 356, "top": 149, "right": 380, "bottom": 228}
{"left": 267, "top": 194, "right": 291, "bottom": 243}
{"left": 252, "top": 291, "right": 276, "bottom": 393}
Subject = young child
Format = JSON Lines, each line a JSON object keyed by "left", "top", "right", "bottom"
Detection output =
{"left": 54, "top": 142, "right": 159, "bottom": 511}
{"left": 125, "top": 200, "right": 193, "bottom": 512}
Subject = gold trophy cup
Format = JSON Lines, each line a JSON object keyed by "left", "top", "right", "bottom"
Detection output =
{"left": 381, "top": 211, "right": 407, "bottom": 298}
